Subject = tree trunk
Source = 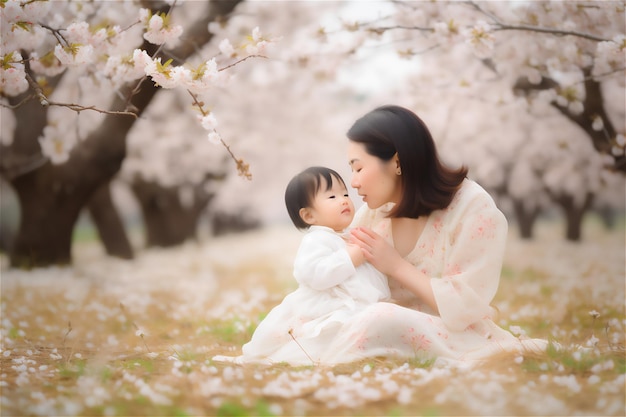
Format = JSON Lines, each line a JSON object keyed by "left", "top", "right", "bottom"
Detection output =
{"left": 212, "top": 210, "right": 261, "bottom": 236}
{"left": 512, "top": 199, "right": 541, "bottom": 239}
{"left": 87, "top": 181, "right": 134, "bottom": 259}
{"left": 5, "top": 72, "right": 151, "bottom": 266}
{"left": 594, "top": 206, "right": 617, "bottom": 230}
{"left": 1, "top": 0, "right": 242, "bottom": 267}
{"left": 10, "top": 166, "right": 85, "bottom": 267}
{"left": 131, "top": 180, "right": 214, "bottom": 247}
{"left": 513, "top": 68, "right": 625, "bottom": 173}
{"left": 555, "top": 193, "right": 594, "bottom": 242}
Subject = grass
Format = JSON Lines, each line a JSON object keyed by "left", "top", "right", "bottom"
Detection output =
{"left": 0, "top": 219, "right": 624, "bottom": 416}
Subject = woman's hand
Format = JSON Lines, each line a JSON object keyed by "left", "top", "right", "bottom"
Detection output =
{"left": 350, "top": 227, "right": 403, "bottom": 276}
{"left": 351, "top": 226, "right": 438, "bottom": 313}
{"left": 346, "top": 243, "right": 365, "bottom": 267}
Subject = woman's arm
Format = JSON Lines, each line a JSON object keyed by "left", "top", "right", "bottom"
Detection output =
{"left": 429, "top": 200, "right": 508, "bottom": 331}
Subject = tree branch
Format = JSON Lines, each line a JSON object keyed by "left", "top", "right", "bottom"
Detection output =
{"left": 466, "top": 1, "right": 610, "bottom": 42}
{"left": 187, "top": 90, "right": 251, "bottom": 180}
{"left": 218, "top": 54, "right": 267, "bottom": 72}
{"left": 1, "top": 67, "right": 136, "bottom": 118}
{"left": 513, "top": 70, "right": 625, "bottom": 173}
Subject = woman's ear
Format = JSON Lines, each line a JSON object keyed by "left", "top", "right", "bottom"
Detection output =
{"left": 299, "top": 207, "right": 316, "bottom": 225}
{"left": 393, "top": 152, "right": 402, "bottom": 175}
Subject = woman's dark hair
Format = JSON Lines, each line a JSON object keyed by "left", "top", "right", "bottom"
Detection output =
{"left": 347, "top": 105, "right": 468, "bottom": 218}
{"left": 285, "top": 166, "right": 347, "bottom": 230}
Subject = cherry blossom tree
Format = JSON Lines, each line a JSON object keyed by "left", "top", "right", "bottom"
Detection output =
{"left": 0, "top": 0, "right": 276, "bottom": 267}
{"left": 293, "top": 0, "right": 625, "bottom": 240}
{"left": 314, "top": 1, "right": 625, "bottom": 170}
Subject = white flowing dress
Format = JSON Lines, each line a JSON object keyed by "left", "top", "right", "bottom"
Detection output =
{"left": 213, "top": 225, "right": 390, "bottom": 365}
{"left": 319, "top": 179, "right": 548, "bottom": 365}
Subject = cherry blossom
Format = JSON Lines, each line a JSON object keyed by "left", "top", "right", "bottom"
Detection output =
{"left": 464, "top": 20, "right": 495, "bottom": 59}
{"left": 54, "top": 44, "right": 95, "bottom": 67}
{"left": 200, "top": 113, "right": 218, "bottom": 131}
{"left": 38, "top": 124, "right": 76, "bottom": 164}
{"left": 140, "top": 9, "right": 184, "bottom": 46}
{"left": 0, "top": 52, "right": 28, "bottom": 96}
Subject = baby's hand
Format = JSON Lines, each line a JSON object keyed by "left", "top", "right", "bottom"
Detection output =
{"left": 346, "top": 243, "right": 365, "bottom": 267}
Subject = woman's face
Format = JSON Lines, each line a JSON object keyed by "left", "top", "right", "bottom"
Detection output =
{"left": 347, "top": 141, "right": 402, "bottom": 210}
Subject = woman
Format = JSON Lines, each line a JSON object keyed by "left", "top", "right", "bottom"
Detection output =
{"left": 320, "top": 105, "right": 547, "bottom": 365}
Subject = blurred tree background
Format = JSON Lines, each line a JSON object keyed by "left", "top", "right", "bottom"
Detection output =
{"left": 1, "top": 0, "right": 624, "bottom": 268}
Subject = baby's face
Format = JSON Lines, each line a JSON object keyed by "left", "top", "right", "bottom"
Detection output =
{"left": 306, "top": 176, "right": 355, "bottom": 232}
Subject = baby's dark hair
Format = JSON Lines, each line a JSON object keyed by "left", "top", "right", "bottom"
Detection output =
{"left": 285, "top": 166, "right": 347, "bottom": 230}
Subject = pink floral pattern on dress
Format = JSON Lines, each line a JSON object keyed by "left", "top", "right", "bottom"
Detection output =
{"left": 402, "top": 328, "right": 432, "bottom": 352}
{"left": 471, "top": 213, "right": 497, "bottom": 240}
{"left": 356, "top": 333, "right": 370, "bottom": 351}
{"left": 431, "top": 216, "right": 443, "bottom": 233}
{"left": 444, "top": 263, "right": 461, "bottom": 276}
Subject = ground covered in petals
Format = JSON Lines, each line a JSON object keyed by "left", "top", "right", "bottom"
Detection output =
{"left": 1, "top": 218, "right": 624, "bottom": 416}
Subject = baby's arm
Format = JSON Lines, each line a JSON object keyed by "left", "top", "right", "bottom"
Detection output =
{"left": 294, "top": 231, "right": 357, "bottom": 290}
{"left": 346, "top": 243, "right": 365, "bottom": 268}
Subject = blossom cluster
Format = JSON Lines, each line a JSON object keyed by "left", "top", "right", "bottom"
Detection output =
{"left": 593, "top": 35, "right": 626, "bottom": 76}
{"left": 0, "top": 51, "right": 28, "bottom": 96}
{"left": 0, "top": 0, "right": 277, "bottom": 170}
{"left": 139, "top": 8, "right": 183, "bottom": 46}
{"left": 463, "top": 21, "right": 495, "bottom": 59}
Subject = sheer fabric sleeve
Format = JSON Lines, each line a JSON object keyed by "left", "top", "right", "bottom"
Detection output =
{"left": 293, "top": 230, "right": 356, "bottom": 291}
{"left": 430, "top": 188, "right": 508, "bottom": 332}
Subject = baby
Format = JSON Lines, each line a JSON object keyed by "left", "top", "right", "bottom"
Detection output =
{"left": 213, "top": 166, "right": 389, "bottom": 365}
